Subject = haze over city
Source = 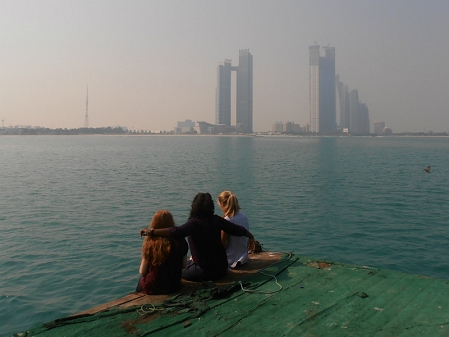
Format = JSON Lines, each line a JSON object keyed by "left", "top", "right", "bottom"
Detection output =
{"left": 1, "top": 0, "right": 448, "bottom": 133}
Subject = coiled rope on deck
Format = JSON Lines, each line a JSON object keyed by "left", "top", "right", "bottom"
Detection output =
{"left": 137, "top": 303, "right": 164, "bottom": 316}
{"left": 238, "top": 251, "right": 293, "bottom": 295}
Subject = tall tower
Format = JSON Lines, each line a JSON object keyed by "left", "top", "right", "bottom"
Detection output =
{"left": 309, "top": 45, "right": 320, "bottom": 133}
{"left": 215, "top": 49, "right": 253, "bottom": 133}
{"left": 236, "top": 49, "right": 253, "bottom": 133}
{"left": 84, "top": 86, "right": 89, "bottom": 128}
{"left": 309, "top": 45, "right": 336, "bottom": 133}
{"left": 215, "top": 60, "right": 233, "bottom": 126}
{"left": 358, "top": 103, "right": 370, "bottom": 134}
{"left": 336, "top": 75, "right": 350, "bottom": 130}
{"left": 349, "top": 90, "right": 370, "bottom": 134}
{"left": 349, "top": 89, "right": 359, "bottom": 133}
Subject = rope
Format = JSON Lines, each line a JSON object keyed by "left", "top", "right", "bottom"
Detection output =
{"left": 238, "top": 251, "right": 293, "bottom": 295}
{"left": 137, "top": 303, "right": 156, "bottom": 315}
{"left": 238, "top": 271, "right": 282, "bottom": 294}
{"left": 137, "top": 303, "right": 167, "bottom": 316}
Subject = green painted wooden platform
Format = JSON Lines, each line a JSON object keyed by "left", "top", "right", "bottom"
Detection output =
{"left": 15, "top": 252, "right": 449, "bottom": 336}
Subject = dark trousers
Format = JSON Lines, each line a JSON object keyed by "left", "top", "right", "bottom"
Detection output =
{"left": 181, "top": 260, "right": 226, "bottom": 282}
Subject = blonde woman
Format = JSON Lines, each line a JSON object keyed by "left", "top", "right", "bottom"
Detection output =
{"left": 137, "top": 210, "right": 188, "bottom": 294}
{"left": 217, "top": 191, "right": 250, "bottom": 269}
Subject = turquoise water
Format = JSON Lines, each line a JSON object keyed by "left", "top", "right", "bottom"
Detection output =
{"left": 1, "top": 135, "right": 448, "bottom": 336}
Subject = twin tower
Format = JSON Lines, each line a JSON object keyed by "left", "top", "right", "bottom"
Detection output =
{"left": 215, "top": 49, "right": 253, "bottom": 133}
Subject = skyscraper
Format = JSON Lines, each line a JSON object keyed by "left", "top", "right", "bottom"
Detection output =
{"left": 215, "top": 59, "right": 233, "bottom": 126}
{"left": 236, "top": 49, "right": 253, "bottom": 133}
{"left": 309, "top": 45, "right": 336, "bottom": 133}
{"left": 358, "top": 103, "right": 370, "bottom": 134}
{"left": 215, "top": 49, "right": 253, "bottom": 133}
{"left": 349, "top": 89, "right": 359, "bottom": 133}
{"left": 349, "top": 89, "right": 370, "bottom": 134}
{"left": 309, "top": 45, "right": 320, "bottom": 133}
{"left": 337, "top": 75, "right": 370, "bottom": 134}
{"left": 336, "top": 75, "right": 350, "bottom": 130}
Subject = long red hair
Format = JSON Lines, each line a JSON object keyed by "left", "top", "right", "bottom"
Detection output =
{"left": 142, "top": 210, "right": 176, "bottom": 266}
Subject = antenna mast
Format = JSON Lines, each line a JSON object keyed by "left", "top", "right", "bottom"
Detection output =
{"left": 84, "top": 86, "right": 89, "bottom": 128}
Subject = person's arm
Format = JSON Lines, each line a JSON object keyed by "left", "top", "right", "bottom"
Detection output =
{"left": 217, "top": 216, "right": 256, "bottom": 251}
{"left": 182, "top": 255, "right": 187, "bottom": 269}
{"left": 140, "top": 218, "right": 196, "bottom": 238}
{"left": 221, "top": 230, "right": 228, "bottom": 247}
{"left": 139, "top": 258, "right": 149, "bottom": 276}
{"left": 217, "top": 215, "right": 250, "bottom": 236}
{"left": 246, "top": 231, "right": 255, "bottom": 252}
{"left": 140, "top": 228, "right": 171, "bottom": 237}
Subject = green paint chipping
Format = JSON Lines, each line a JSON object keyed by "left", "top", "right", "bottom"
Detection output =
{"left": 15, "top": 254, "right": 449, "bottom": 336}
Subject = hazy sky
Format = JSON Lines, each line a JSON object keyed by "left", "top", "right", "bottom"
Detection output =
{"left": 1, "top": 0, "right": 448, "bottom": 132}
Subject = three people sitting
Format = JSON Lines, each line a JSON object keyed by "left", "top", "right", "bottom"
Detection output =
{"left": 138, "top": 192, "right": 255, "bottom": 293}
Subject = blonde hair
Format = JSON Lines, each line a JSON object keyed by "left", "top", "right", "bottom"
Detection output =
{"left": 217, "top": 191, "right": 241, "bottom": 218}
{"left": 142, "top": 210, "right": 175, "bottom": 266}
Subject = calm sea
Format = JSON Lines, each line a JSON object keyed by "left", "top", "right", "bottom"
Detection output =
{"left": 1, "top": 135, "right": 448, "bottom": 336}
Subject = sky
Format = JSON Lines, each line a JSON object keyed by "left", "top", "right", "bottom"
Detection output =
{"left": 1, "top": 0, "right": 448, "bottom": 133}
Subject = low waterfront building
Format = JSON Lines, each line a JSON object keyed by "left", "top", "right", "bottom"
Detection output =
{"left": 272, "top": 121, "right": 283, "bottom": 133}
{"left": 383, "top": 127, "right": 393, "bottom": 135}
{"left": 174, "top": 119, "right": 196, "bottom": 134}
{"left": 374, "top": 121, "right": 385, "bottom": 135}
{"left": 196, "top": 121, "right": 237, "bottom": 134}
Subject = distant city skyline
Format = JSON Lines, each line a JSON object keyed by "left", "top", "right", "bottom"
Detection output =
{"left": 1, "top": 1, "right": 449, "bottom": 133}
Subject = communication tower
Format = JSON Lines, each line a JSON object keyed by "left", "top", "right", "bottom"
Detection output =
{"left": 84, "top": 86, "right": 89, "bottom": 128}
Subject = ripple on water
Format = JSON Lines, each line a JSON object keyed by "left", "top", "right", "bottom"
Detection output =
{"left": 1, "top": 136, "right": 449, "bottom": 336}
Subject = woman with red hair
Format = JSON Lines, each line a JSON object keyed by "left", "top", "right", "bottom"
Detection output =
{"left": 136, "top": 210, "right": 188, "bottom": 294}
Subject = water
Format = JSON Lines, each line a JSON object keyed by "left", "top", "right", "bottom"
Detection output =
{"left": 1, "top": 135, "right": 448, "bottom": 336}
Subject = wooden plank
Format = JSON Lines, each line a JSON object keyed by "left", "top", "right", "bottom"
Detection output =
{"left": 73, "top": 293, "right": 146, "bottom": 316}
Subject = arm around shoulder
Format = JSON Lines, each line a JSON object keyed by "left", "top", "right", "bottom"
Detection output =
{"left": 140, "top": 227, "right": 171, "bottom": 237}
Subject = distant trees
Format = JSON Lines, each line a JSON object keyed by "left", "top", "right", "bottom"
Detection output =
{"left": 1, "top": 127, "right": 128, "bottom": 135}
{"left": 79, "top": 127, "right": 127, "bottom": 135}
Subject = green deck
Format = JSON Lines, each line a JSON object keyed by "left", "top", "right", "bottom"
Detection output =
{"left": 15, "top": 253, "right": 449, "bottom": 336}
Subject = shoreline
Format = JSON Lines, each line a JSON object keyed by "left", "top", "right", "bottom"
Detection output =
{"left": 2, "top": 133, "right": 449, "bottom": 138}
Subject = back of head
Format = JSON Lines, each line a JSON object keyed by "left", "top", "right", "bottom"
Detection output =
{"left": 189, "top": 192, "right": 215, "bottom": 219}
{"left": 217, "top": 190, "right": 240, "bottom": 218}
{"left": 150, "top": 210, "right": 175, "bottom": 229}
{"left": 143, "top": 210, "right": 175, "bottom": 266}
